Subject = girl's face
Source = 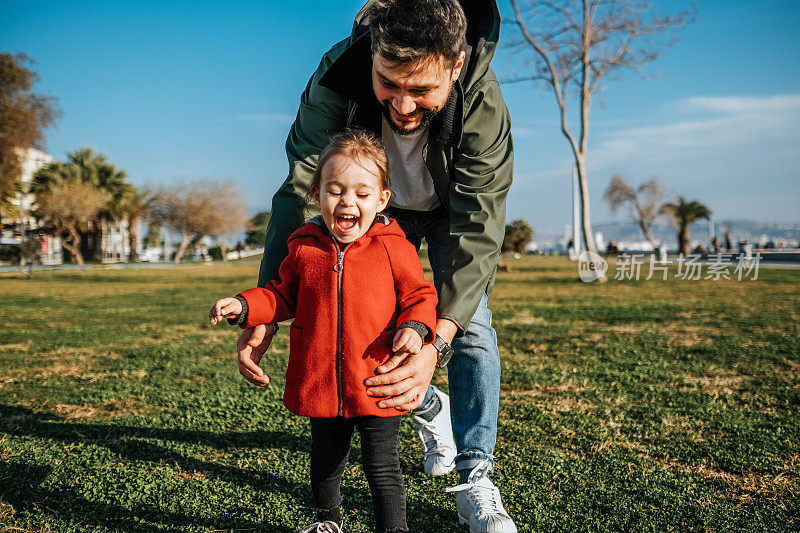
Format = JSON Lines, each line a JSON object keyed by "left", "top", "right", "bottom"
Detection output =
{"left": 313, "top": 154, "right": 391, "bottom": 244}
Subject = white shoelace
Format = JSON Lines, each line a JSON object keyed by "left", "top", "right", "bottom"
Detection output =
{"left": 299, "top": 521, "right": 342, "bottom": 533}
{"left": 420, "top": 424, "right": 448, "bottom": 458}
{"left": 446, "top": 477, "right": 503, "bottom": 513}
{"left": 446, "top": 458, "right": 500, "bottom": 505}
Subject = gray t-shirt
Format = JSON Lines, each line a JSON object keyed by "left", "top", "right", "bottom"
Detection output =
{"left": 381, "top": 118, "right": 441, "bottom": 211}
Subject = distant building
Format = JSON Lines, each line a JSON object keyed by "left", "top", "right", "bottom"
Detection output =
{"left": 0, "top": 147, "right": 63, "bottom": 264}
{"left": 100, "top": 218, "right": 130, "bottom": 263}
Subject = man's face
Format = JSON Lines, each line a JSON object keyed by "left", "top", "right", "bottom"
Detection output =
{"left": 371, "top": 51, "right": 464, "bottom": 135}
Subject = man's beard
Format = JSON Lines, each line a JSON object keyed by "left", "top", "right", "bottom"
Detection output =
{"left": 380, "top": 101, "right": 436, "bottom": 136}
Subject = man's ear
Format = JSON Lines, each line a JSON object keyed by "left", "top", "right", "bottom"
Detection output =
{"left": 451, "top": 50, "right": 466, "bottom": 82}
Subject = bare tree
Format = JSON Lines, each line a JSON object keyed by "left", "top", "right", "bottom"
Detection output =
{"left": 603, "top": 174, "right": 663, "bottom": 248}
{"left": 207, "top": 188, "right": 250, "bottom": 261}
{"left": 507, "top": 0, "right": 695, "bottom": 257}
{"left": 35, "top": 178, "right": 109, "bottom": 264}
{"left": 150, "top": 180, "right": 249, "bottom": 262}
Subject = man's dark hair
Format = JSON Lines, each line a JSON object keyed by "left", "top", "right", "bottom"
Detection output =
{"left": 367, "top": 0, "right": 467, "bottom": 68}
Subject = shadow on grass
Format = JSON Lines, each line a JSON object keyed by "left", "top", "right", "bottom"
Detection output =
{"left": 0, "top": 404, "right": 307, "bottom": 452}
{"left": 0, "top": 462, "right": 276, "bottom": 532}
{"left": 0, "top": 405, "right": 459, "bottom": 532}
{"left": 0, "top": 405, "right": 301, "bottom": 531}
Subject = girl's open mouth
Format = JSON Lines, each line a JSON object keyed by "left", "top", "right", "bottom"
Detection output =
{"left": 336, "top": 215, "right": 358, "bottom": 231}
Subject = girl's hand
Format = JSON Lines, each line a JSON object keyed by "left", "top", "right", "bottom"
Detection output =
{"left": 209, "top": 297, "right": 243, "bottom": 325}
{"left": 392, "top": 327, "right": 423, "bottom": 356}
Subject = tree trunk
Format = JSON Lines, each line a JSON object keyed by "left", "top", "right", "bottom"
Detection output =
{"left": 640, "top": 222, "right": 658, "bottom": 248}
{"left": 91, "top": 220, "right": 104, "bottom": 262}
{"left": 173, "top": 232, "right": 191, "bottom": 263}
{"left": 63, "top": 224, "right": 84, "bottom": 265}
{"left": 128, "top": 216, "right": 140, "bottom": 263}
{"left": 679, "top": 224, "right": 690, "bottom": 256}
{"left": 575, "top": 158, "right": 605, "bottom": 281}
{"left": 577, "top": 5, "right": 598, "bottom": 258}
{"left": 576, "top": 160, "right": 598, "bottom": 254}
{"left": 18, "top": 207, "right": 27, "bottom": 275}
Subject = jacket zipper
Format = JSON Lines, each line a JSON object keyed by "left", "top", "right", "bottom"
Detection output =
{"left": 333, "top": 240, "right": 352, "bottom": 416}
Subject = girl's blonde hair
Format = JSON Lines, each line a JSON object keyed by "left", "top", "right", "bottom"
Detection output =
{"left": 308, "top": 129, "right": 391, "bottom": 200}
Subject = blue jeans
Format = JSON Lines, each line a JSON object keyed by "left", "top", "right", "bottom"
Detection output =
{"left": 387, "top": 206, "right": 500, "bottom": 479}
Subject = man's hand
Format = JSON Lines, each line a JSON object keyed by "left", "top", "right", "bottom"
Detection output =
{"left": 364, "top": 343, "right": 438, "bottom": 411}
{"left": 209, "top": 297, "right": 243, "bottom": 325}
{"left": 364, "top": 318, "right": 457, "bottom": 411}
{"left": 237, "top": 324, "right": 276, "bottom": 387}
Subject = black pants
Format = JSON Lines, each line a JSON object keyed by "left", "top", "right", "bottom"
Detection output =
{"left": 310, "top": 415, "right": 408, "bottom": 533}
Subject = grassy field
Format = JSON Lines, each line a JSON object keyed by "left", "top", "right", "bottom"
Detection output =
{"left": 0, "top": 256, "right": 798, "bottom": 532}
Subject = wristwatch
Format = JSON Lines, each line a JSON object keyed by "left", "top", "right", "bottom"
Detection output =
{"left": 431, "top": 334, "right": 454, "bottom": 369}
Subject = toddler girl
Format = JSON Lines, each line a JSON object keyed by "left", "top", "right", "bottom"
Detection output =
{"left": 209, "top": 130, "right": 437, "bottom": 533}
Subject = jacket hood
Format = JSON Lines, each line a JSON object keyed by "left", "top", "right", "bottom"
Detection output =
{"left": 289, "top": 213, "right": 405, "bottom": 243}
{"left": 321, "top": 0, "right": 501, "bottom": 103}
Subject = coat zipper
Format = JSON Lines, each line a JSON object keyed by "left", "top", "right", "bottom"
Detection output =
{"left": 333, "top": 240, "right": 352, "bottom": 416}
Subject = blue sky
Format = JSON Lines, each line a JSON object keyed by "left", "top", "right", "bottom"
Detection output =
{"left": 2, "top": 0, "right": 799, "bottom": 233}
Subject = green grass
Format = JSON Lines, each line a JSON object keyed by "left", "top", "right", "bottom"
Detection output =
{"left": 1, "top": 256, "right": 798, "bottom": 532}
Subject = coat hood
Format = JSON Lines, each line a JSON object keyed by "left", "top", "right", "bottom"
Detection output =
{"left": 288, "top": 213, "right": 405, "bottom": 243}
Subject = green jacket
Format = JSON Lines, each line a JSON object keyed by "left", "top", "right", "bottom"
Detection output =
{"left": 258, "top": 0, "right": 513, "bottom": 335}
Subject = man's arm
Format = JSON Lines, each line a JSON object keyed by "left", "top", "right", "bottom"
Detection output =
{"left": 257, "top": 38, "right": 351, "bottom": 286}
{"left": 438, "top": 69, "right": 513, "bottom": 334}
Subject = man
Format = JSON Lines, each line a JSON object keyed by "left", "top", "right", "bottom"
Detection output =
{"left": 238, "top": 1, "right": 515, "bottom": 531}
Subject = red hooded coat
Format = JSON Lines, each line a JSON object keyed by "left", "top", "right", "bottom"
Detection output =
{"left": 238, "top": 216, "right": 438, "bottom": 418}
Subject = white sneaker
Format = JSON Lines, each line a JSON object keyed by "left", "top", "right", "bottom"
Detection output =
{"left": 297, "top": 521, "right": 343, "bottom": 533}
{"left": 412, "top": 385, "right": 456, "bottom": 475}
{"left": 446, "top": 460, "right": 517, "bottom": 533}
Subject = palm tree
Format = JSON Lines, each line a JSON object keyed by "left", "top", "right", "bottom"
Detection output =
{"left": 33, "top": 148, "right": 131, "bottom": 261}
{"left": 118, "top": 187, "right": 153, "bottom": 262}
{"left": 660, "top": 196, "right": 712, "bottom": 255}
{"left": 603, "top": 175, "right": 664, "bottom": 248}
{"left": 66, "top": 148, "right": 131, "bottom": 261}
{"left": 31, "top": 164, "right": 109, "bottom": 264}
